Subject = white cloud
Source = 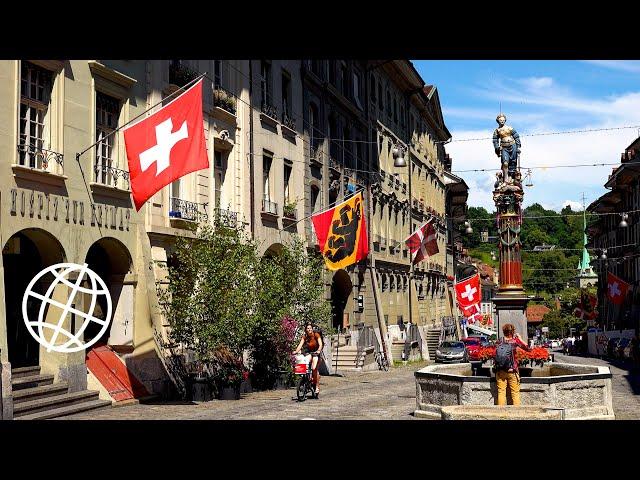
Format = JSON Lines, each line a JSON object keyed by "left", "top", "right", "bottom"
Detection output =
{"left": 562, "top": 200, "right": 583, "bottom": 211}
{"left": 582, "top": 60, "right": 640, "bottom": 73}
{"left": 519, "top": 77, "right": 553, "bottom": 90}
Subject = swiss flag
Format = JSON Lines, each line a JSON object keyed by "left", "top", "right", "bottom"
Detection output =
{"left": 123, "top": 79, "right": 209, "bottom": 211}
{"left": 607, "top": 272, "right": 630, "bottom": 305}
{"left": 455, "top": 274, "right": 481, "bottom": 309}
{"left": 461, "top": 302, "right": 481, "bottom": 321}
{"left": 405, "top": 220, "right": 439, "bottom": 264}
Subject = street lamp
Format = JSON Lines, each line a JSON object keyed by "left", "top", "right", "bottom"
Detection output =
{"left": 600, "top": 249, "right": 607, "bottom": 260}
{"left": 393, "top": 144, "right": 407, "bottom": 168}
{"left": 491, "top": 250, "right": 497, "bottom": 262}
{"left": 619, "top": 213, "right": 629, "bottom": 228}
{"left": 464, "top": 221, "right": 473, "bottom": 235}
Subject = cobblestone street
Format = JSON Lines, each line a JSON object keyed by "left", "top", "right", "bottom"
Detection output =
{"left": 61, "top": 361, "right": 429, "bottom": 420}
{"left": 58, "top": 352, "right": 640, "bottom": 420}
{"left": 552, "top": 349, "right": 640, "bottom": 420}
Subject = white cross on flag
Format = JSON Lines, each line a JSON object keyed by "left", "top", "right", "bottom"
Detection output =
{"left": 123, "top": 79, "right": 209, "bottom": 211}
{"left": 607, "top": 272, "right": 630, "bottom": 305}
{"left": 455, "top": 273, "right": 481, "bottom": 309}
{"left": 405, "top": 219, "right": 439, "bottom": 265}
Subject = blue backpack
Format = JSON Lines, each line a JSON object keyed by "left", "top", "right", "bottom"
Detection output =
{"left": 495, "top": 341, "right": 515, "bottom": 371}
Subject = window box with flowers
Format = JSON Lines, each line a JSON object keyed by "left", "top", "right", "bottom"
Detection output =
{"left": 213, "top": 87, "right": 237, "bottom": 118}
{"left": 283, "top": 201, "right": 297, "bottom": 222}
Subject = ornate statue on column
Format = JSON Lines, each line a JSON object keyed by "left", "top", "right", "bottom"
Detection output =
{"left": 491, "top": 113, "right": 529, "bottom": 341}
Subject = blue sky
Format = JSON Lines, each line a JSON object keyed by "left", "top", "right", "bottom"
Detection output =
{"left": 412, "top": 60, "right": 640, "bottom": 211}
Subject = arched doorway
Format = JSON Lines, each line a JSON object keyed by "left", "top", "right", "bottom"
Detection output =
{"left": 331, "top": 269, "right": 352, "bottom": 331}
{"left": 84, "top": 238, "right": 132, "bottom": 347}
{"left": 2, "top": 229, "right": 66, "bottom": 367}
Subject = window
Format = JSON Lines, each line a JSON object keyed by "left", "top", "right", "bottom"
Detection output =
{"left": 95, "top": 92, "right": 121, "bottom": 186}
{"left": 260, "top": 61, "right": 272, "bottom": 107}
{"left": 370, "top": 75, "right": 376, "bottom": 102}
{"left": 281, "top": 70, "right": 292, "bottom": 120}
{"left": 284, "top": 162, "right": 292, "bottom": 204}
{"left": 393, "top": 98, "right": 398, "bottom": 123}
{"left": 214, "top": 60, "right": 222, "bottom": 89}
{"left": 340, "top": 63, "right": 347, "bottom": 96}
{"left": 263, "top": 152, "right": 272, "bottom": 201}
{"left": 353, "top": 70, "right": 363, "bottom": 109}
{"left": 171, "top": 178, "right": 181, "bottom": 199}
{"left": 309, "top": 102, "right": 319, "bottom": 149}
{"left": 19, "top": 61, "right": 53, "bottom": 169}
{"left": 311, "top": 185, "right": 320, "bottom": 212}
{"left": 214, "top": 151, "right": 224, "bottom": 208}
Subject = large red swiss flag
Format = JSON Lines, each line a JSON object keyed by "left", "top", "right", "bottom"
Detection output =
{"left": 455, "top": 273, "right": 481, "bottom": 309}
{"left": 123, "top": 79, "right": 209, "bottom": 211}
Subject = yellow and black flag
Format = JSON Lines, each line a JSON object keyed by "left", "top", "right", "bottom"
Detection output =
{"left": 311, "top": 192, "right": 369, "bottom": 271}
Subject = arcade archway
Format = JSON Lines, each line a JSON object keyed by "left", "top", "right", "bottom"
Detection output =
{"left": 331, "top": 269, "right": 352, "bottom": 331}
{"left": 84, "top": 237, "right": 132, "bottom": 347}
{"left": 2, "top": 229, "right": 66, "bottom": 367}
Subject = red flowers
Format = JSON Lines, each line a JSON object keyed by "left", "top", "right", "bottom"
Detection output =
{"left": 477, "top": 345, "right": 550, "bottom": 366}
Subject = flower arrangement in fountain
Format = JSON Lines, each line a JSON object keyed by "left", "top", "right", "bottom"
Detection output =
{"left": 476, "top": 345, "right": 551, "bottom": 367}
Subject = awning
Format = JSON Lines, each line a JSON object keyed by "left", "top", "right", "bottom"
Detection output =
{"left": 467, "top": 323, "right": 497, "bottom": 336}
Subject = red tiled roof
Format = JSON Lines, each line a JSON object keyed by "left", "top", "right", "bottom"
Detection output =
{"left": 526, "top": 305, "right": 551, "bottom": 324}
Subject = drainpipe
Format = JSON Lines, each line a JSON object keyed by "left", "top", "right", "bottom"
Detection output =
{"left": 248, "top": 60, "right": 255, "bottom": 239}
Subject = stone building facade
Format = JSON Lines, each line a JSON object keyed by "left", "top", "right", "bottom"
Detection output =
{"left": 587, "top": 136, "right": 640, "bottom": 332}
{"left": 0, "top": 59, "right": 466, "bottom": 410}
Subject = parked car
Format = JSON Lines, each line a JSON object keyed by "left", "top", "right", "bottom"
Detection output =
{"left": 550, "top": 340, "right": 561, "bottom": 349}
{"left": 462, "top": 337, "right": 483, "bottom": 361}
{"left": 435, "top": 341, "right": 468, "bottom": 363}
{"left": 615, "top": 338, "right": 631, "bottom": 360}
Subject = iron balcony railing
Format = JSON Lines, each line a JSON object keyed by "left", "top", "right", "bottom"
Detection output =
{"left": 282, "top": 109, "right": 296, "bottom": 130}
{"left": 169, "top": 197, "right": 208, "bottom": 222}
{"left": 213, "top": 207, "right": 238, "bottom": 228}
{"left": 17, "top": 143, "right": 64, "bottom": 171}
{"left": 261, "top": 100, "right": 278, "bottom": 121}
{"left": 262, "top": 198, "right": 278, "bottom": 216}
{"left": 169, "top": 61, "right": 200, "bottom": 87}
{"left": 94, "top": 164, "right": 130, "bottom": 190}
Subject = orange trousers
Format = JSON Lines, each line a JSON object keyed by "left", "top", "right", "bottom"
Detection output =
{"left": 496, "top": 370, "right": 521, "bottom": 405}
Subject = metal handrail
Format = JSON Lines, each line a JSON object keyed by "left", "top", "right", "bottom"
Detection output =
{"left": 169, "top": 197, "right": 208, "bottom": 223}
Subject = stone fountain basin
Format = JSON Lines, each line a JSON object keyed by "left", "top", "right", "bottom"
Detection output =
{"left": 415, "top": 362, "right": 614, "bottom": 420}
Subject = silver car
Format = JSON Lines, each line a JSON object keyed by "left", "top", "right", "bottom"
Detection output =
{"left": 435, "top": 341, "right": 468, "bottom": 363}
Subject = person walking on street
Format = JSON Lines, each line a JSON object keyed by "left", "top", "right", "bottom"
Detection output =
{"left": 494, "top": 323, "right": 531, "bottom": 406}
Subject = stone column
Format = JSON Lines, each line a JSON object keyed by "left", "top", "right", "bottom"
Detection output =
{"left": 492, "top": 180, "right": 529, "bottom": 342}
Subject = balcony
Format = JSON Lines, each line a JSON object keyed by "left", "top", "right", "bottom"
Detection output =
{"left": 169, "top": 61, "right": 199, "bottom": 88}
{"left": 261, "top": 198, "right": 279, "bottom": 219}
{"left": 213, "top": 208, "right": 238, "bottom": 228}
{"left": 260, "top": 100, "right": 278, "bottom": 125}
{"left": 281, "top": 110, "right": 296, "bottom": 136}
{"left": 14, "top": 143, "right": 66, "bottom": 185}
{"left": 169, "top": 197, "right": 208, "bottom": 223}
{"left": 309, "top": 144, "right": 323, "bottom": 167}
{"left": 212, "top": 86, "right": 237, "bottom": 119}
{"left": 282, "top": 203, "right": 297, "bottom": 227}
{"left": 94, "top": 164, "right": 130, "bottom": 190}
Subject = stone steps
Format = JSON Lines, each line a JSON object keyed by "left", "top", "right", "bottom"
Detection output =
{"left": 16, "top": 399, "right": 113, "bottom": 420}
{"left": 11, "top": 374, "right": 55, "bottom": 390}
{"left": 10, "top": 366, "right": 111, "bottom": 420}
{"left": 13, "top": 390, "right": 101, "bottom": 418}
{"left": 12, "top": 382, "right": 70, "bottom": 404}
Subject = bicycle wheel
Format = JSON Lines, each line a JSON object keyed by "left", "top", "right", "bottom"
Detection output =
{"left": 296, "top": 376, "right": 308, "bottom": 402}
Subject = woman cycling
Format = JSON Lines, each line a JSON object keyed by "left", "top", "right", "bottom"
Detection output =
{"left": 293, "top": 323, "right": 323, "bottom": 395}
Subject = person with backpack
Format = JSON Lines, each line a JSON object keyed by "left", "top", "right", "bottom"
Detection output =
{"left": 494, "top": 323, "right": 531, "bottom": 406}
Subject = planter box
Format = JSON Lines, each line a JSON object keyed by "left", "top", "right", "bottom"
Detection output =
{"left": 218, "top": 385, "right": 241, "bottom": 400}
{"left": 188, "top": 377, "right": 214, "bottom": 402}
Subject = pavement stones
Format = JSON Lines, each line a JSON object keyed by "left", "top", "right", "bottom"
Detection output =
{"left": 60, "top": 361, "right": 430, "bottom": 420}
